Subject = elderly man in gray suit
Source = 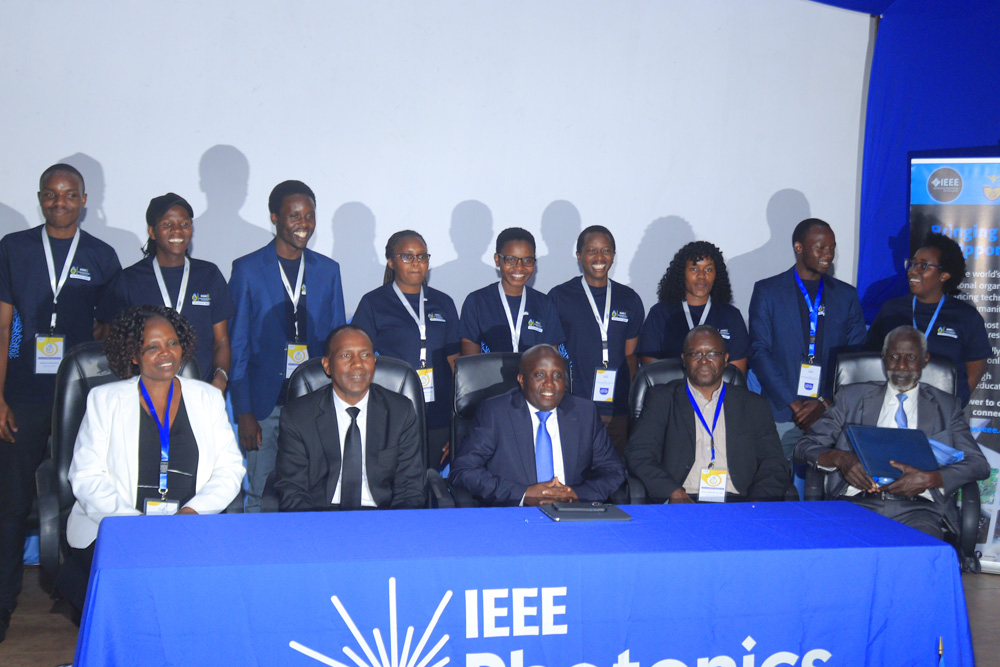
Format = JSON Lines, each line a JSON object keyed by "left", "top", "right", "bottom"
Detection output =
{"left": 794, "top": 325, "right": 988, "bottom": 539}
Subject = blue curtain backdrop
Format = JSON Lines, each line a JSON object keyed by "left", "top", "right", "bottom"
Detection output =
{"left": 817, "top": 0, "right": 1000, "bottom": 321}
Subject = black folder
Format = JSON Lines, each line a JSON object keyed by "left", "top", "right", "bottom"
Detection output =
{"left": 844, "top": 425, "right": 940, "bottom": 480}
{"left": 539, "top": 502, "right": 631, "bottom": 522}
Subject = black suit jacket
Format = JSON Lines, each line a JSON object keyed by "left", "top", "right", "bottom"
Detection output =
{"left": 449, "top": 388, "right": 626, "bottom": 506}
{"left": 274, "top": 384, "right": 425, "bottom": 511}
{"left": 625, "top": 380, "right": 789, "bottom": 501}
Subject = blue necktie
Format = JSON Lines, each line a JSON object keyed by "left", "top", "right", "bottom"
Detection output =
{"left": 535, "top": 411, "right": 554, "bottom": 483}
{"left": 895, "top": 393, "right": 908, "bottom": 429}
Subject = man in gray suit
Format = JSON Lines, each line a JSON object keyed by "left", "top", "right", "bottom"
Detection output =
{"left": 794, "top": 325, "right": 988, "bottom": 539}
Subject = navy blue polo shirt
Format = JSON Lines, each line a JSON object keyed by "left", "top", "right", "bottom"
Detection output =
{"left": 459, "top": 283, "right": 566, "bottom": 354}
{"left": 0, "top": 226, "right": 121, "bottom": 404}
{"left": 351, "top": 283, "right": 461, "bottom": 429}
{"left": 866, "top": 294, "right": 991, "bottom": 405}
{"left": 548, "top": 278, "right": 644, "bottom": 416}
{"left": 97, "top": 255, "right": 235, "bottom": 381}
{"left": 637, "top": 300, "right": 750, "bottom": 362}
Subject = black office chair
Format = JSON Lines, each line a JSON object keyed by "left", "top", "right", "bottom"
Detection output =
{"left": 805, "top": 350, "right": 980, "bottom": 570}
{"left": 260, "top": 356, "right": 453, "bottom": 511}
{"left": 626, "top": 359, "right": 760, "bottom": 503}
{"left": 35, "top": 342, "right": 205, "bottom": 583}
{"left": 444, "top": 353, "right": 523, "bottom": 506}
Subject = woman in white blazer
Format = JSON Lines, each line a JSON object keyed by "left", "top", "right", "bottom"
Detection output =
{"left": 62, "top": 305, "right": 244, "bottom": 609}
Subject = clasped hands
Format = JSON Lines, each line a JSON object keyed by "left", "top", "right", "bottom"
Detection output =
{"left": 524, "top": 478, "right": 578, "bottom": 506}
{"left": 822, "top": 450, "right": 942, "bottom": 497}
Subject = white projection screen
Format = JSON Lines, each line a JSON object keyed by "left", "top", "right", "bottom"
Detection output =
{"left": 0, "top": 0, "right": 871, "bottom": 319}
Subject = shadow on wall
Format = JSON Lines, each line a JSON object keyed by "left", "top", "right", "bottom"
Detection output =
{"left": 628, "top": 215, "right": 696, "bottom": 310}
{"left": 0, "top": 202, "right": 29, "bottom": 239}
{"left": 533, "top": 200, "right": 583, "bottom": 293}
{"left": 60, "top": 153, "right": 144, "bottom": 265}
{"left": 331, "top": 202, "right": 383, "bottom": 320}
{"left": 859, "top": 217, "right": 919, "bottom": 323}
{"left": 727, "top": 189, "right": 811, "bottom": 318}
{"left": 430, "top": 200, "right": 499, "bottom": 309}
{"left": 194, "top": 145, "right": 274, "bottom": 278}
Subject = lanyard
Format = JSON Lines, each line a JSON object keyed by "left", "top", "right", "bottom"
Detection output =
{"left": 793, "top": 270, "right": 824, "bottom": 362}
{"left": 279, "top": 256, "right": 305, "bottom": 342}
{"left": 581, "top": 277, "right": 612, "bottom": 367}
{"left": 682, "top": 297, "right": 712, "bottom": 330}
{"left": 393, "top": 283, "right": 427, "bottom": 367}
{"left": 686, "top": 382, "right": 726, "bottom": 465}
{"left": 139, "top": 379, "right": 174, "bottom": 499}
{"left": 912, "top": 295, "right": 945, "bottom": 338}
{"left": 153, "top": 257, "right": 190, "bottom": 314}
{"left": 40, "top": 229, "right": 81, "bottom": 332}
{"left": 498, "top": 282, "right": 526, "bottom": 352}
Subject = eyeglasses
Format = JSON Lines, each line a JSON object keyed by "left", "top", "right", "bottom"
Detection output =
{"left": 683, "top": 351, "right": 725, "bottom": 362}
{"left": 498, "top": 254, "right": 536, "bottom": 268}
{"left": 904, "top": 259, "right": 943, "bottom": 273}
{"left": 582, "top": 247, "right": 615, "bottom": 257}
{"left": 394, "top": 253, "right": 431, "bottom": 264}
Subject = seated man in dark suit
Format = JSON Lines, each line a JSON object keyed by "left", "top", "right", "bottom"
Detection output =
{"left": 794, "top": 325, "right": 989, "bottom": 539}
{"left": 450, "top": 344, "right": 626, "bottom": 506}
{"left": 274, "top": 324, "right": 425, "bottom": 511}
{"left": 625, "top": 325, "right": 789, "bottom": 503}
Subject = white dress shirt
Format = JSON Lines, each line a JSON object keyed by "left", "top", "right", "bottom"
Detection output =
{"left": 876, "top": 383, "right": 920, "bottom": 429}
{"left": 330, "top": 389, "right": 377, "bottom": 508}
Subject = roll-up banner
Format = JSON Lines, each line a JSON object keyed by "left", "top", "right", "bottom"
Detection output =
{"left": 910, "top": 152, "right": 1000, "bottom": 571}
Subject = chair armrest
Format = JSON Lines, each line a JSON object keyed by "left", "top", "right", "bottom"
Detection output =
{"left": 959, "top": 481, "right": 981, "bottom": 572}
{"left": 35, "top": 458, "right": 61, "bottom": 579}
{"left": 223, "top": 489, "right": 245, "bottom": 514}
{"left": 426, "top": 469, "right": 455, "bottom": 509}
{"left": 803, "top": 466, "right": 826, "bottom": 501}
{"left": 627, "top": 475, "right": 648, "bottom": 505}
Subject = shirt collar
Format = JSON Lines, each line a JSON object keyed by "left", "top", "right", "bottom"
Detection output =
{"left": 331, "top": 386, "right": 371, "bottom": 416}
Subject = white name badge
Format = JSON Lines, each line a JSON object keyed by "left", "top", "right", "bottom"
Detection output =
{"left": 797, "top": 363, "right": 822, "bottom": 398}
{"left": 286, "top": 343, "right": 309, "bottom": 377}
{"left": 35, "top": 334, "right": 65, "bottom": 374}
{"left": 592, "top": 368, "right": 617, "bottom": 402}
{"left": 144, "top": 498, "right": 180, "bottom": 515}
{"left": 699, "top": 468, "right": 728, "bottom": 502}
{"left": 417, "top": 367, "right": 435, "bottom": 403}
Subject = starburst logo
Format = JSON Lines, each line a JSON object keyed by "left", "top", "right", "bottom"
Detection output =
{"left": 290, "top": 578, "right": 453, "bottom": 667}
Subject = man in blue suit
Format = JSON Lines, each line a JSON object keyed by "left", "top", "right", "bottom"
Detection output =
{"left": 450, "top": 344, "right": 626, "bottom": 506}
{"left": 749, "top": 218, "right": 866, "bottom": 493}
{"left": 229, "top": 180, "right": 346, "bottom": 512}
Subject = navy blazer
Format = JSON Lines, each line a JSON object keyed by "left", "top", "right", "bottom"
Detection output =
{"left": 625, "top": 381, "right": 789, "bottom": 502}
{"left": 449, "top": 388, "right": 626, "bottom": 506}
{"left": 748, "top": 267, "right": 866, "bottom": 422}
{"left": 274, "top": 384, "right": 425, "bottom": 511}
{"left": 228, "top": 241, "right": 346, "bottom": 419}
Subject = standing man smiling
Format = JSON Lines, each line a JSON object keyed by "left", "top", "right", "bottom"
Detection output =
{"left": 0, "top": 164, "right": 121, "bottom": 642}
{"left": 748, "top": 218, "right": 865, "bottom": 496}
{"left": 228, "top": 180, "right": 346, "bottom": 512}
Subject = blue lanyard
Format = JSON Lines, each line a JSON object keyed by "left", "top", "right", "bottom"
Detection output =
{"left": 912, "top": 295, "right": 945, "bottom": 338}
{"left": 686, "top": 382, "right": 726, "bottom": 465}
{"left": 793, "top": 270, "right": 824, "bottom": 362}
{"left": 139, "top": 379, "right": 174, "bottom": 498}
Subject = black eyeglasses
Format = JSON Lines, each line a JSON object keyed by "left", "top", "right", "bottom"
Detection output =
{"left": 904, "top": 259, "right": 943, "bottom": 273}
{"left": 498, "top": 254, "right": 536, "bottom": 268}
{"left": 683, "top": 351, "right": 725, "bottom": 362}
{"left": 394, "top": 253, "right": 431, "bottom": 264}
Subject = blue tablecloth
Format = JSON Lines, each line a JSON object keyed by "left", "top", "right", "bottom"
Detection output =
{"left": 75, "top": 502, "right": 973, "bottom": 666}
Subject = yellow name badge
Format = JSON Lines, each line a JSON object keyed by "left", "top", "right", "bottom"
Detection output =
{"left": 698, "top": 468, "right": 728, "bottom": 503}
{"left": 417, "top": 367, "right": 435, "bottom": 403}
{"left": 797, "top": 363, "right": 821, "bottom": 398}
{"left": 144, "top": 498, "right": 180, "bottom": 515}
{"left": 285, "top": 343, "right": 309, "bottom": 377}
{"left": 591, "top": 368, "right": 617, "bottom": 402}
{"left": 34, "top": 334, "right": 65, "bottom": 375}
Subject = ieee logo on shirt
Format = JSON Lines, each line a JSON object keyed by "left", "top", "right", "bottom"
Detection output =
{"left": 936, "top": 326, "right": 959, "bottom": 339}
{"left": 527, "top": 318, "right": 544, "bottom": 333}
{"left": 427, "top": 312, "right": 447, "bottom": 323}
{"left": 68, "top": 266, "right": 91, "bottom": 281}
{"left": 610, "top": 310, "right": 629, "bottom": 323}
{"left": 718, "top": 328, "right": 731, "bottom": 340}
{"left": 190, "top": 293, "right": 212, "bottom": 307}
